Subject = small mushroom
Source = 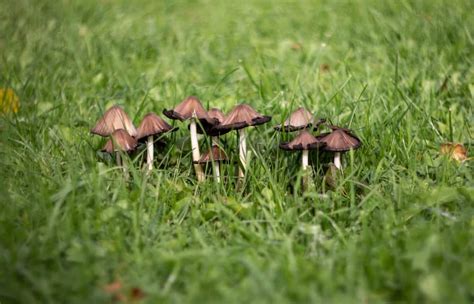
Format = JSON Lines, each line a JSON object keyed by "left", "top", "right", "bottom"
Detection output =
{"left": 194, "top": 145, "right": 228, "bottom": 183}
{"left": 274, "top": 107, "right": 314, "bottom": 132}
{"left": 206, "top": 108, "right": 227, "bottom": 143}
{"left": 136, "top": 113, "right": 177, "bottom": 171}
{"left": 214, "top": 104, "right": 271, "bottom": 179}
{"left": 163, "top": 96, "right": 216, "bottom": 182}
{"left": 318, "top": 126, "right": 361, "bottom": 169}
{"left": 279, "top": 130, "right": 326, "bottom": 171}
{"left": 191, "top": 107, "right": 228, "bottom": 140}
{"left": 91, "top": 105, "right": 137, "bottom": 137}
{"left": 208, "top": 108, "right": 226, "bottom": 124}
{"left": 102, "top": 129, "right": 138, "bottom": 174}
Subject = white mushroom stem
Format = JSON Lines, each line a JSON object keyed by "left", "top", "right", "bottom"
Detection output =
{"left": 302, "top": 149, "right": 309, "bottom": 189}
{"left": 302, "top": 149, "right": 309, "bottom": 170}
{"left": 211, "top": 137, "right": 221, "bottom": 183}
{"left": 334, "top": 152, "right": 342, "bottom": 169}
{"left": 238, "top": 128, "right": 247, "bottom": 179}
{"left": 189, "top": 118, "right": 205, "bottom": 182}
{"left": 146, "top": 135, "right": 154, "bottom": 171}
{"left": 212, "top": 161, "right": 221, "bottom": 183}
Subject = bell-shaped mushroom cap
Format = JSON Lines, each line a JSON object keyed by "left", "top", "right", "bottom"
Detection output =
{"left": 274, "top": 107, "right": 314, "bottom": 132}
{"left": 193, "top": 145, "right": 229, "bottom": 164}
{"left": 214, "top": 104, "right": 272, "bottom": 132}
{"left": 192, "top": 107, "right": 228, "bottom": 136}
{"left": 91, "top": 105, "right": 137, "bottom": 137}
{"left": 208, "top": 108, "right": 226, "bottom": 124}
{"left": 102, "top": 129, "right": 138, "bottom": 153}
{"left": 279, "top": 130, "right": 326, "bottom": 151}
{"left": 136, "top": 113, "right": 177, "bottom": 140}
{"left": 198, "top": 107, "right": 232, "bottom": 136}
{"left": 320, "top": 127, "right": 361, "bottom": 152}
{"left": 163, "top": 96, "right": 215, "bottom": 126}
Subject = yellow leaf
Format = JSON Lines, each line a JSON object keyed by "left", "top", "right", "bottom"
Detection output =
{"left": 440, "top": 142, "right": 468, "bottom": 162}
{"left": 0, "top": 88, "right": 19, "bottom": 113}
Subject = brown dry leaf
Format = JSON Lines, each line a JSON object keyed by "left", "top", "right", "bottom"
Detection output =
{"left": 290, "top": 42, "right": 302, "bottom": 50}
{"left": 440, "top": 142, "right": 468, "bottom": 162}
{"left": 319, "top": 64, "right": 330, "bottom": 73}
{"left": 130, "top": 287, "right": 145, "bottom": 301}
{"left": 103, "top": 280, "right": 127, "bottom": 302}
{"left": 103, "top": 281, "right": 145, "bottom": 303}
{"left": 104, "top": 280, "right": 123, "bottom": 294}
{"left": 0, "top": 88, "right": 19, "bottom": 113}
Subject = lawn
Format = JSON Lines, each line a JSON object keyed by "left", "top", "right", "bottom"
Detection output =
{"left": 0, "top": 0, "right": 473, "bottom": 303}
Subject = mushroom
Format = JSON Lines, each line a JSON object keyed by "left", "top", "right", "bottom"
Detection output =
{"left": 163, "top": 96, "right": 216, "bottom": 182}
{"left": 191, "top": 107, "right": 228, "bottom": 143}
{"left": 208, "top": 108, "right": 226, "bottom": 123}
{"left": 274, "top": 107, "right": 314, "bottom": 132}
{"left": 214, "top": 104, "right": 271, "bottom": 179}
{"left": 191, "top": 108, "right": 227, "bottom": 183}
{"left": 91, "top": 105, "right": 137, "bottom": 137}
{"left": 194, "top": 145, "right": 228, "bottom": 183}
{"left": 206, "top": 108, "right": 227, "bottom": 144}
{"left": 318, "top": 126, "right": 361, "bottom": 169}
{"left": 102, "top": 129, "right": 138, "bottom": 174}
{"left": 136, "top": 113, "right": 177, "bottom": 171}
{"left": 279, "top": 130, "right": 326, "bottom": 171}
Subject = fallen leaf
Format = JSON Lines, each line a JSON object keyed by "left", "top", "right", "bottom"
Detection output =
{"left": 130, "top": 287, "right": 145, "bottom": 301}
{"left": 103, "top": 281, "right": 145, "bottom": 303}
{"left": 0, "top": 88, "right": 19, "bottom": 113}
{"left": 319, "top": 64, "right": 330, "bottom": 73}
{"left": 103, "top": 280, "right": 123, "bottom": 294}
{"left": 440, "top": 142, "right": 468, "bottom": 162}
{"left": 290, "top": 42, "right": 302, "bottom": 50}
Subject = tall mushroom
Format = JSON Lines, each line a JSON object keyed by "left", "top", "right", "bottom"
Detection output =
{"left": 163, "top": 96, "right": 216, "bottom": 182}
{"left": 91, "top": 105, "right": 137, "bottom": 137}
{"left": 136, "top": 113, "right": 177, "bottom": 171}
{"left": 214, "top": 104, "right": 271, "bottom": 179}
{"left": 102, "top": 129, "right": 138, "bottom": 174}
{"left": 190, "top": 108, "right": 228, "bottom": 183}
{"left": 194, "top": 145, "right": 228, "bottom": 183}
{"left": 279, "top": 130, "right": 326, "bottom": 171}
{"left": 319, "top": 126, "right": 361, "bottom": 169}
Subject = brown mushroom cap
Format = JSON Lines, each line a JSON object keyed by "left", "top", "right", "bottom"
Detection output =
{"left": 319, "top": 127, "right": 361, "bottom": 152}
{"left": 192, "top": 107, "right": 229, "bottom": 136}
{"left": 214, "top": 104, "right": 271, "bottom": 132}
{"left": 163, "top": 96, "right": 216, "bottom": 127}
{"left": 193, "top": 145, "right": 229, "bottom": 164}
{"left": 274, "top": 107, "right": 314, "bottom": 132}
{"left": 208, "top": 108, "right": 226, "bottom": 124}
{"left": 136, "top": 113, "right": 177, "bottom": 140}
{"left": 102, "top": 129, "right": 138, "bottom": 153}
{"left": 279, "top": 130, "right": 326, "bottom": 151}
{"left": 91, "top": 105, "right": 137, "bottom": 137}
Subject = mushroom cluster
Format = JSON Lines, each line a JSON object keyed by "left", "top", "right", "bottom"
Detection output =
{"left": 276, "top": 107, "right": 361, "bottom": 187}
{"left": 91, "top": 105, "right": 175, "bottom": 174}
{"left": 90, "top": 101, "right": 361, "bottom": 188}
{"left": 91, "top": 97, "right": 272, "bottom": 183}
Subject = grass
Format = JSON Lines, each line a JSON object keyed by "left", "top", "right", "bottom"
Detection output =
{"left": 0, "top": 0, "right": 473, "bottom": 302}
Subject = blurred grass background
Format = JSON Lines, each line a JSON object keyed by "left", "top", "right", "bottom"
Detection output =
{"left": 0, "top": 0, "right": 473, "bottom": 303}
